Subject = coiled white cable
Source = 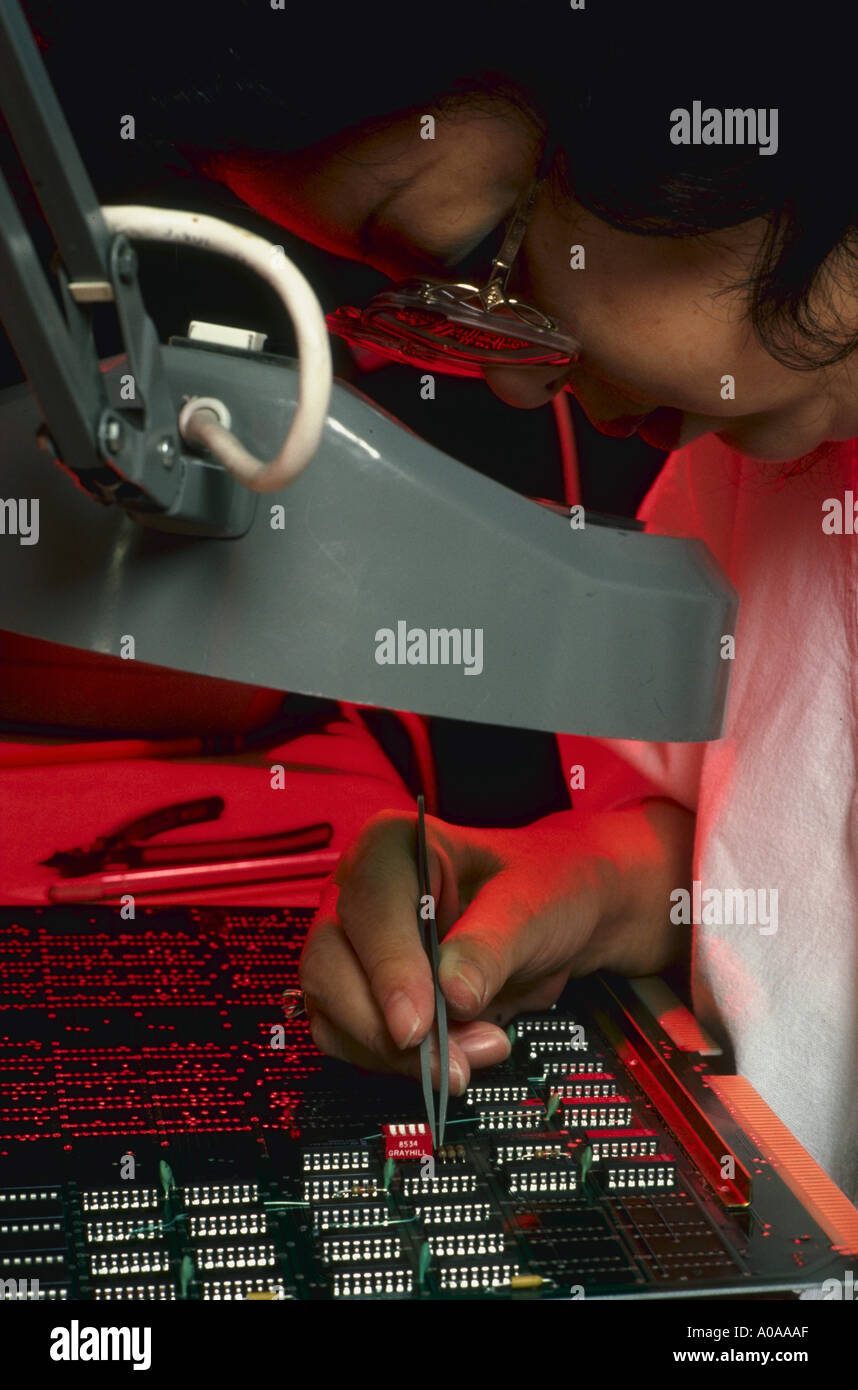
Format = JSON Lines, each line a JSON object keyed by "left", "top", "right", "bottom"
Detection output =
{"left": 101, "top": 206, "right": 332, "bottom": 493}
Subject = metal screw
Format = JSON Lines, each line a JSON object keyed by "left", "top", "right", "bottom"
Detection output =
{"left": 156, "top": 434, "right": 176, "bottom": 468}
{"left": 104, "top": 418, "right": 123, "bottom": 453}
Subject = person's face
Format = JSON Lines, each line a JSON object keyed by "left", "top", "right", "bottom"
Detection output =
{"left": 214, "top": 104, "right": 858, "bottom": 463}
{"left": 484, "top": 184, "right": 858, "bottom": 461}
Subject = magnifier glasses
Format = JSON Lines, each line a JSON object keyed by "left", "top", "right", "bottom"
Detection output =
{"left": 326, "top": 180, "right": 581, "bottom": 378}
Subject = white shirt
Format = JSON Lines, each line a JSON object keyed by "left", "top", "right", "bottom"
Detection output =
{"left": 558, "top": 433, "right": 858, "bottom": 1204}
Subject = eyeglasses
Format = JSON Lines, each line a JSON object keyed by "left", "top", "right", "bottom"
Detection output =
{"left": 325, "top": 181, "right": 581, "bottom": 378}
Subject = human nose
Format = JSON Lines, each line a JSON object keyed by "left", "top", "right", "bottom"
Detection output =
{"left": 481, "top": 363, "right": 573, "bottom": 408}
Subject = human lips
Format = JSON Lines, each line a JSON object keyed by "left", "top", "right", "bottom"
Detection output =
{"left": 589, "top": 413, "right": 651, "bottom": 439}
{"left": 590, "top": 405, "right": 686, "bottom": 451}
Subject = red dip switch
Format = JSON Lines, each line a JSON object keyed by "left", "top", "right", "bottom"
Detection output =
{"left": 383, "top": 1123, "right": 433, "bottom": 1161}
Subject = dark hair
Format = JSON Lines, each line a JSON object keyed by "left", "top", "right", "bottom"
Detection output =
{"left": 21, "top": 0, "right": 858, "bottom": 373}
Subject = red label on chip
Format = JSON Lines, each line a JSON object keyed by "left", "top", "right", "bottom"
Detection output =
{"left": 383, "top": 1123, "right": 433, "bottom": 1160}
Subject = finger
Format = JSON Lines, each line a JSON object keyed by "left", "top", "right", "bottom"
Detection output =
{"left": 448, "top": 1018, "right": 513, "bottom": 1071}
{"left": 438, "top": 867, "right": 586, "bottom": 1021}
{"left": 445, "top": 975, "right": 570, "bottom": 1081}
{"left": 306, "top": 1004, "right": 471, "bottom": 1096}
{"left": 334, "top": 813, "right": 441, "bottom": 1048}
{"left": 306, "top": 837, "right": 431, "bottom": 1050}
{"left": 302, "top": 904, "right": 513, "bottom": 1081}
{"left": 436, "top": 871, "right": 539, "bottom": 1019}
{"left": 470, "top": 969, "right": 571, "bottom": 1029}
{"left": 300, "top": 913, "right": 408, "bottom": 1057}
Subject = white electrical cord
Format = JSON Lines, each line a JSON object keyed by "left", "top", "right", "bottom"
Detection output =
{"left": 100, "top": 206, "right": 333, "bottom": 493}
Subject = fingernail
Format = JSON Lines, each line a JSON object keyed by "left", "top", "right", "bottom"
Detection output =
{"left": 449, "top": 1056, "right": 467, "bottom": 1096}
{"left": 458, "top": 1025, "right": 512, "bottom": 1062}
{"left": 449, "top": 961, "right": 487, "bottom": 1010}
{"left": 384, "top": 990, "right": 421, "bottom": 1049}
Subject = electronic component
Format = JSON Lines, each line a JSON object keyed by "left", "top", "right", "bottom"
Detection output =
{"left": 412, "top": 1201, "right": 494, "bottom": 1226}
{"left": 427, "top": 1230, "right": 505, "bottom": 1258}
{"left": 311, "top": 1204, "right": 390, "bottom": 1232}
{"left": 204, "top": 1280, "right": 290, "bottom": 1300}
{"left": 505, "top": 1160, "right": 578, "bottom": 1196}
{"left": 526, "top": 1038, "right": 589, "bottom": 1060}
{"left": 604, "top": 1157, "right": 678, "bottom": 1192}
{"left": 476, "top": 1105, "right": 548, "bottom": 1132}
{"left": 193, "top": 1243, "right": 277, "bottom": 1271}
{"left": 514, "top": 1017, "right": 586, "bottom": 1037}
{"left": 89, "top": 1248, "right": 170, "bottom": 1278}
{"left": 549, "top": 1075, "right": 617, "bottom": 1098}
{"left": 586, "top": 1129, "right": 660, "bottom": 1161}
{"left": 85, "top": 1219, "right": 164, "bottom": 1244}
{"left": 0, "top": 1217, "right": 64, "bottom": 1242}
{"left": 560, "top": 1099, "right": 634, "bottom": 1129}
{"left": 464, "top": 1085, "right": 530, "bottom": 1106}
{"left": 0, "top": 1252, "right": 66, "bottom": 1272}
{"left": 80, "top": 1189, "right": 159, "bottom": 1213}
{"left": 400, "top": 1173, "right": 478, "bottom": 1196}
{"left": 437, "top": 1261, "right": 520, "bottom": 1291}
{"left": 539, "top": 1059, "right": 606, "bottom": 1077}
{"left": 320, "top": 1235, "right": 402, "bottom": 1264}
{"left": 184, "top": 1184, "right": 258, "bottom": 1207}
{"left": 92, "top": 1283, "right": 175, "bottom": 1301}
{"left": 188, "top": 1212, "right": 269, "bottom": 1238}
{"left": 382, "top": 1123, "right": 433, "bottom": 1162}
{"left": 435, "top": 1144, "right": 468, "bottom": 1163}
{"left": 493, "top": 1140, "right": 567, "bottom": 1164}
{"left": 302, "top": 1147, "right": 371, "bottom": 1173}
{"left": 0, "top": 905, "right": 853, "bottom": 1303}
{"left": 0, "top": 1188, "right": 63, "bottom": 1211}
{"left": 332, "top": 1268, "right": 413, "bottom": 1298}
{"left": 303, "top": 1176, "right": 380, "bottom": 1203}
{"left": 0, "top": 1277, "right": 68, "bottom": 1299}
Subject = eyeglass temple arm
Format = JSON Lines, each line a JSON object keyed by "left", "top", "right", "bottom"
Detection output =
{"left": 480, "top": 180, "right": 543, "bottom": 309}
{"left": 480, "top": 126, "right": 558, "bottom": 311}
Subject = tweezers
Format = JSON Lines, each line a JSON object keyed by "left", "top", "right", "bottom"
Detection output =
{"left": 416, "top": 794, "right": 448, "bottom": 1149}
